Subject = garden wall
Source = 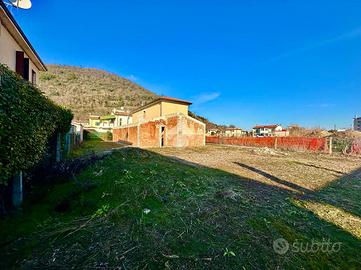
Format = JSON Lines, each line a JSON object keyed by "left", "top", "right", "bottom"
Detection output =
{"left": 206, "top": 136, "right": 330, "bottom": 153}
{"left": 113, "top": 114, "right": 205, "bottom": 148}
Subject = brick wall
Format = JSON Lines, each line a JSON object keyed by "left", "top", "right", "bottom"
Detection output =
{"left": 178, "top": 116, "right": 206, "bottom": 147}
{"left": 206, "top": 136, "right": 329, "bottom": 152}
{"left": 113, "top": 114, "right": 205, "bottom": 148}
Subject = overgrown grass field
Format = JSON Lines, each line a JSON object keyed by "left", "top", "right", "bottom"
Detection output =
{"left": 0, "top": 144, "right": 360, "bottom": 269}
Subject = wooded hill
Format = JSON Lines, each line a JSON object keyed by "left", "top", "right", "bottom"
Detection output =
{"left": 38, "top": 65, "right": 157, "bottom": 120}
{"left": 38, "top": 64, "right": 224, "bottom": 130}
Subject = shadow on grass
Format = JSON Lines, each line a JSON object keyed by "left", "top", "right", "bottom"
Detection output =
{"left": 234, "top": 162, "right": 313, "bottom": 194}
{"left": 0, "top": 147, "right": 360, "bottom": 269}
{"left": 292, "top": 161, "right": 345, "bottom": 175}
{"left": 234, "top": 161, "right": 361, "bottom": 219}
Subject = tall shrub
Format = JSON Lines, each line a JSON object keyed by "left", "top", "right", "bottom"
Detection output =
{"left": 0, "top": 64, "right": 73, "bottom": 184}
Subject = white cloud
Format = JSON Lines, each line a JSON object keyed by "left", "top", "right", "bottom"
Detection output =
{"left": 192, "top": 92, "right": 220, "bottom": 106}
{"left": 125, "top": 74, "right": 138, "bottom": 82}
{"left": 263, "top": 26, "right": 361, "bottom": 64}
{"left": 306, "top": 103, "right": 334, "bottom": 108}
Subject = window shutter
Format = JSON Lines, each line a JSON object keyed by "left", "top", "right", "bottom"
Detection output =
{"left": 23, "top": 58, "right": 30, "bottom": 81}
{"left": 15, "top": 51, "right": 24, "bottom": 77}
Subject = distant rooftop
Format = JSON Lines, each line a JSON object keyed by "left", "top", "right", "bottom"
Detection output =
{"left": 225, "top": 127, "right": 243, "bottom": 130}
{"left": 100, "top": 115, "right": 116, "bottom": 120}
{"left": 253, "top": 125, "right": 280, "bottom": 129}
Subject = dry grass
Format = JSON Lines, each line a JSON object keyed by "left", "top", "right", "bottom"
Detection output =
{"left": 154, "top": 145, "right": 360, "bottom": 192}
{"left": 0, "top": 144, "right": 360, "bottom": 269}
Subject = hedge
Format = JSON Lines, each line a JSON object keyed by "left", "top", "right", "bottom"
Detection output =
{"left": 0, "top": 64, "right": 73, "bottom": 184}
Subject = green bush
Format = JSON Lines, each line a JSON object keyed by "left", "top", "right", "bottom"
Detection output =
{"left": 0, "top": 64, "right": 73, "bottom": 184}
{"left": 106, "top": 131, "right": 113, "bottom": 141}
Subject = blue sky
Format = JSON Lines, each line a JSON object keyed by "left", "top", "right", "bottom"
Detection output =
{"left": 12, "top": 0, "right": 361, "bottom": 129}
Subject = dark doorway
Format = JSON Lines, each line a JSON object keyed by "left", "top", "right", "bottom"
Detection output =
{"left": 160, "top": 126, "right": 165, "bottom": 147}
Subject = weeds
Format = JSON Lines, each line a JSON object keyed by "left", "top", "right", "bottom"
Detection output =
{"left": 0, "top": 146, "right": 360, "bottom": 269}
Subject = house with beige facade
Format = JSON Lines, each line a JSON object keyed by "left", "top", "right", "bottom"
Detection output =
{"left": 0, "top": 1, "right": 47, "bottom": 83}
{"left": 87, "top": 108, "right": 132, "bottom": 132}
{"left": 113, "top": 96, "right": 206, "bottom": 148}
{"left": 207, "top": 128, "right": 220, "bottom": 136}
{"left": 252, "top": 124, "right": 289, "bottom": 137}
{"left": 223, "top": 127, "right": 247, "bottom": 137}
{"left": 112, "top": 108, "right": 132, "bottom": 127}
{"left": 132, "top": 96, "right": 189, "bottom": 123}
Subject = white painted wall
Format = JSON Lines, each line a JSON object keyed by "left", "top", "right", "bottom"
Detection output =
{"left": 0, "top": 21, "right": 39, "bottom": 84}
{"left": 115, "top": 115, "right": 133, "bottom": 127}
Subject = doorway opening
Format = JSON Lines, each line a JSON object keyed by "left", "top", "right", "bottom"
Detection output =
{"left": 160, "top": 126, "right": 165, "bottom": 147}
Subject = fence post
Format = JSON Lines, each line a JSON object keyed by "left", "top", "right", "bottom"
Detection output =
{"left": 12, "top": 171, "right": 23, "bottom": 208}
{"left": 65, "top": 132, "right": 71, "bottom": 156}
{"left": 328, "top": 137, "right": 333, "bottom": 154}
{"left": 56, "top": 132, "right": 61, "bottom": 162}
{"left": 274, "top": 137, "right": 278, "bottom": 149}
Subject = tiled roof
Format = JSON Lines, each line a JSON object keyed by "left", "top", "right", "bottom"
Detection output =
{"left": 225, "top": 128, "right": 243, "bottom": 131}
{"left": 253, "top": 125, "right": 279, "bottom": 129}
{"left": 131, "top": 96, "right": 192, "bottom": 114}
{"left": 157, "top": 96, "right": 192, "bottom": 105}
{"left": 100, "top": 115, "right": 116, "bottom": 120}
{"left": 113, "top": 111, "right": 130, "bottom": 116}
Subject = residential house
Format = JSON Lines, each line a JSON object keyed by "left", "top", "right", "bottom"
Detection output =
{"left": 64, "top": 122, "right": 84, "bottom": 155}
{"left": 252, "top": 125, "right": 289, "bottom": 137}
{"left": 88, "top": 115, "right": 115, "bottom": 131}
{"left": 0, "top": 2, "right": 47, "bottom": 208}
{"left": 354, "top": 116, "right": 361, "bottom": 131}
{"left": 88, "top": 115, "right": 101, "bottom": 128}
{"left": 0, "top": 1, "right": 47, "bottom": 83}
{"left": 88, "top": 109, "right": 132, "bottom": 131}
{"left": 112, "top": 108, "right": 132, "bottom": 127}
{"left": 71, "top": 121, "right": 84, "bottom": 143}
{"left": 113, "top": 96, "right": 206, "bottom": 147}
{"left": 131, "top": 96, "right": 190, "bottom": 123}
{"left": 223, "top": 127, "right": 247, "bottom": 137}
{"left": 207, "top": 128, "right": 220, "bottom": 136}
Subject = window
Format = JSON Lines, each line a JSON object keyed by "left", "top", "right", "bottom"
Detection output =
{"left": 16, "top": 51, "right": 24, "bottom": 77}
{"left": 31, "top": 70, "right": 37, "bottom": 84}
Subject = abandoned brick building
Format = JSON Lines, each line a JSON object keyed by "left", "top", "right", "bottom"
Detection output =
{"left": 112, "top": 96, "right": 205, "bottom": 147}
